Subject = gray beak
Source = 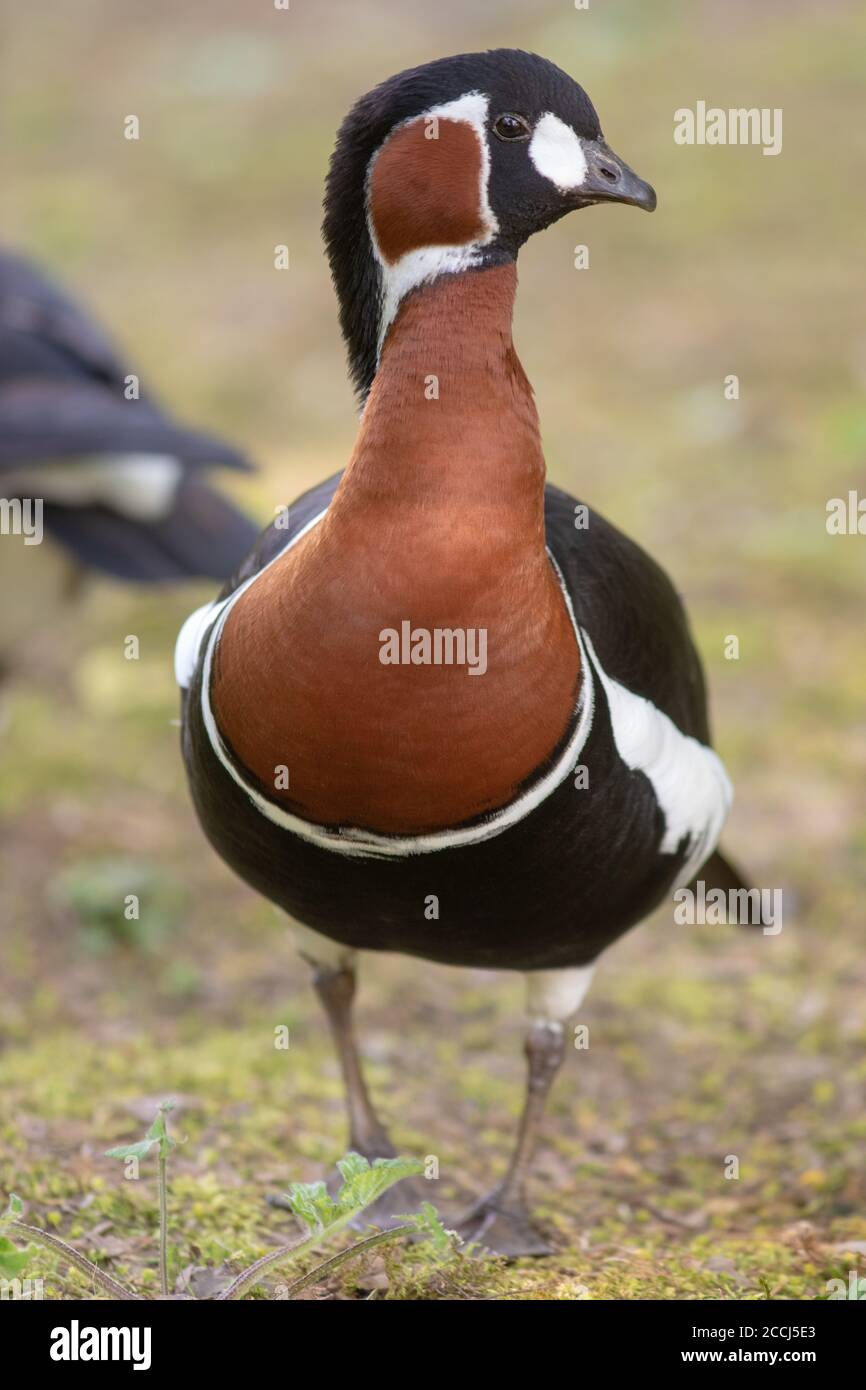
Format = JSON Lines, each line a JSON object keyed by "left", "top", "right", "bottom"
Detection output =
{"left": 578, "top": 138, "right": 657, "bottom": 212}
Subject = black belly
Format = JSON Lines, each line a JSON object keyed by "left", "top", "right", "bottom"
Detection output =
{"left": 183, "top": 660, "right": 687, "bottom": 972}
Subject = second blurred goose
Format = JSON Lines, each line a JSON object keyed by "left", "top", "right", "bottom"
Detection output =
{"left": 0, "top": 248, "right": 257, "bottom": 583}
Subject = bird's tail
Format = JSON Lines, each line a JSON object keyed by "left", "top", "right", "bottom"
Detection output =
{"left": 43, "top": 475, "right": 259, "bottom": 583}
{"left": 685, "top": 849, "right": 779, "bottom": 931}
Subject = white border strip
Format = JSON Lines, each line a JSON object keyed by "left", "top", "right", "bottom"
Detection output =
{"left": 195, "top": 513, "right": 595, "bottom": 860}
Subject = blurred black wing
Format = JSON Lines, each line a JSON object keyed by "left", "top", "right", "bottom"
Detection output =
{"left": 0, "top": 248, "right": 250, "bottom": 472}
{"left": 0, "top": 247, "right": 129, "bottom": 387}
{"left": 0, "top": 379, "right": 249, "bottom": 473}
{"left": 43, "top": 476, "right": 259, "bottom": 584}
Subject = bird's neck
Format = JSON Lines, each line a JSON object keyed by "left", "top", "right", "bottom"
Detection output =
{"left": 327, "top": 260, "right": 546, "bottom": 553}
{"left": 211, "top": 259, "right": 582, "bottom": 833}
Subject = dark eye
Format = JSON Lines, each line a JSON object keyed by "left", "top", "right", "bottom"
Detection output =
{"left": 493, "top": 113, "right": 531, "bottom": 141}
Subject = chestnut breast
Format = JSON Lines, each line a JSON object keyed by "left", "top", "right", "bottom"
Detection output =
{"left": 211, "top": 268, "right": 581, "bottom": 834}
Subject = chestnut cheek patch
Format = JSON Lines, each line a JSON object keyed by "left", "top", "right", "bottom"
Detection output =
{"left": 369, "top": 117, "right": 488, "bottom": 263}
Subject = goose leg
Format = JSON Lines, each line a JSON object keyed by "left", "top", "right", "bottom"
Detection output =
{"left": 312, "top": 963, "right": 397, "bottom": 1159}
{"left": 456, "top": 965, "right": 595, "bottom": 1258}
{"left": 295, "top": 927, "right": 427, "bottom": 1227}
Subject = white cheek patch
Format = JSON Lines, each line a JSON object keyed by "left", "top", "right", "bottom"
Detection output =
{"left": 367, "top": 91, "right": 498, "bottom": 358}
{"left": 529, "top": 112, "right": 588, "bottom": 192}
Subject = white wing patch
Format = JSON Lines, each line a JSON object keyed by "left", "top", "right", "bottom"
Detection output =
{"left": 582, "top": 631, "right": 732, "bottom": 884}
{"left": 4, "top": 454, "right": 182, "bottom": 521}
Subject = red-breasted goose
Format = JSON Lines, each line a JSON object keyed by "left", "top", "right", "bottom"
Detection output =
{"left": 177, "top": 50, "right": 749, "bottom": 1256}
{"left": 0, "top": 248, "right": 257, "bottom": 583}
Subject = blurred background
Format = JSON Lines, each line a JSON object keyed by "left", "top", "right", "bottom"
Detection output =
{"left": 0, "top": 0, "right": 864, "bottom": 1298}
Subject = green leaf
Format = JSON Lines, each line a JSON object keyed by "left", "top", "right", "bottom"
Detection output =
{"left": 0, "top": 1235, "right": 30, "bottom": 1278}
{"left": 334, "top": 1152, "right": 370, "bottom": 1186}
{"left": 334, "top": 1154, "right": 424, "bottom": 1219}
{"left": 1, "top": 1193, "right": 24, "bottom": 1227}
{"left": 281, "top": 1154, "right": 424, "bottom": 1235}
{"left": 105, "top": 1138, "right": 158, "bottom": 1161}
{"left": 146, "top": 1099, "right": 176, "bottom": 1139}
{"left": 284, "top": 1180, "right": 340, "bottom": 1232}
{"left": 397, "top": 1201, "right": 453, "bottom": 1253}
{"left": 105, "top": 1100, "right": 177, "bottom": 1163}
{"left": 146, "top": 1104, "right": 177, "bottom": 1158}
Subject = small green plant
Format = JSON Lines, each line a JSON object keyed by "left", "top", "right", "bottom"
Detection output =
{"left": 0, "top": 1203, "right": 30, "bottom": 1281}
{"left": 105, "top": 1099, "right": 177, "bottom": 1296}
{"left": 49, "top": 857, "right": 183, "bottom": 953}
{"left": 1, "top": 1101, "right": 446, "bottom": 1300}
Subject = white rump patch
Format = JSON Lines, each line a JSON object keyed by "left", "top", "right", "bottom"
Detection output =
{"left": 528, "top": 112, "right": 588, "bottom": 191}
{"left": 367, "top": 90, "right": 498, "bottom": 357}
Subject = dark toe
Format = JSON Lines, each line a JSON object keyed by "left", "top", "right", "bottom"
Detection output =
{"left": 456, "top": 1194, "right": 554, "bottom": 1258}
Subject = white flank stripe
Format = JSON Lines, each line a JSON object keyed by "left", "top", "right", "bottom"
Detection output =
{"left": 580, "top": 630, "right": 732, "bottom": 884}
